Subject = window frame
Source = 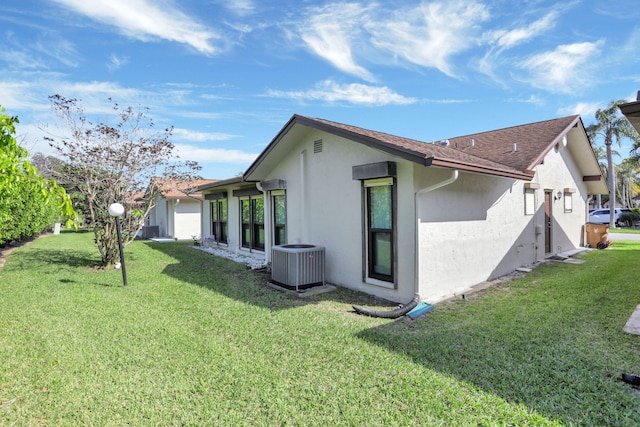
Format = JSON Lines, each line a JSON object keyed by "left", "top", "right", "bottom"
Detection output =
{"left": 363, "top": 177, "right": 396, "bottom": 287}
{"left": 211, "top": 198, "right": 228, "bottom": 244}
{"left": 240, "top": 196, "right": 265, "bottom": 251}
{"left": 271, "top": 190, "right": 286, "bottom": 246}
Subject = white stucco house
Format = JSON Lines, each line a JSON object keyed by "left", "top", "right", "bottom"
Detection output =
{"left": 145, "top": 178, "right": 216, "bottom": 240}
{"left": 196, "top": 114, "right": 607, "bottom": 303}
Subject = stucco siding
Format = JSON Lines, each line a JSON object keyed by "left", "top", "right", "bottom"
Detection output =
{"left": 416, "top": 137, "right": 589, "bottom": 303}
{"left": 172, "top": 199, "right": 202, "bottom": 240}
{"left": 260, "top": 128, "right": 417, "bottom": 302}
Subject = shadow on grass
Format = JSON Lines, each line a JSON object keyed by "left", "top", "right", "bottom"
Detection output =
{"left": 3, "top": 248, "right": 101, "bottom": 271}
{"left": 355, "top": 253, "right": 640, "bottom": 426}
{"left": 146, "top": 241, "right": 394, "bottom": 312}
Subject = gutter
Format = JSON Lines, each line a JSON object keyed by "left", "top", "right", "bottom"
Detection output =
{"left": 414, "top": 170, "right": 459, "bottom": 297}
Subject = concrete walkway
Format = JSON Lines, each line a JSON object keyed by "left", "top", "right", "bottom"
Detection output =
{"left": 608, "top": 231, "right": 640, "bottom": 241}
{"left": 624, "top": 305, "right": 640, "bottom": 335}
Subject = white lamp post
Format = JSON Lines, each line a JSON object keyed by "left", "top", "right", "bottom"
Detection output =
{"left": 108, "top": 203, "right": 128, "bottom": 287}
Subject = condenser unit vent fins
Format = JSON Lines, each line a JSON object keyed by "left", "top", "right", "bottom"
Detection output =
{"left": 271, "top": 245, "right": 325, "bottom": 291}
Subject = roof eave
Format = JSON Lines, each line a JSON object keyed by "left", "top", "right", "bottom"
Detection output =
{"left": 244, "top": 114, "right": 433, "bottom": 179}
{"left": 427, "top": 158, "right": 534, "bottom": 180}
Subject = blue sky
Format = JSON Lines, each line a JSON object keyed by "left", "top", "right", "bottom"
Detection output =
{"left": 1, "top": 0, "right": 640, "bottom": 179}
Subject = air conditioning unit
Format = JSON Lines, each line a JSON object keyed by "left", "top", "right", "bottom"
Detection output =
{"left": 271, "top": 244, "right": 325, "bottom": 291}
{"left": 141, "top": 225, "right": 159, "bottom": 239}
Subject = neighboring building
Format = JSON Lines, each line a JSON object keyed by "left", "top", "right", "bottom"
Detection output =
{"left": 197, "top": 115, "right": 607, "bottom": 303}
{"left": 146, "top": 177, "right": 217, "bottom": 240}
{"left": 620, "top": 92, "right": 640, "bottom": 133}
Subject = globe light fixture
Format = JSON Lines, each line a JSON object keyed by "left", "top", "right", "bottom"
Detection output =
{"left": 108, "top": 203, "right": 128, "bottom": 287}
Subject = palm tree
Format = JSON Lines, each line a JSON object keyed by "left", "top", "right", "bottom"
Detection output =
{"left": 586, "top": 100, "right": 638, "bottom": 227}
{"left": 615, "top": 159, "right": 639, "bottom": 208}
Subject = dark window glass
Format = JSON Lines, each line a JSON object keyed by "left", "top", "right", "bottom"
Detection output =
{"left": 273, "top": 194, "right": 286, "bottom": 246}
{"left": 241, "top": 197, "right": 264, "bottom": 250}
{"left": 367, "top": 184, "right": 394, "bottom": 282}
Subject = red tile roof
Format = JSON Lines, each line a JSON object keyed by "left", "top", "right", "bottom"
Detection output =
{"left": 151, "top": 177, "right": 218, "bottom": 200}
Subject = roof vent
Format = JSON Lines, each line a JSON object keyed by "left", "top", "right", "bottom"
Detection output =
{"left": 512, "top": 143, "right": 517, "bottom": 152}
{"left": 440, "top": 139, "right": 450, "bottom": 147}
{"left": 313, "top": 140, "right": 323, "bottom": 154}
{"left": 470, "top": 138, "right": 475, "bottom": 147}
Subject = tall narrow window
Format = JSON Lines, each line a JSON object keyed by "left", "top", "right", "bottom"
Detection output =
{"left": 365, "top": 178, "right": 395, "bottom": 283}
{"left": 273, "top": 192, "right": 286, "bottom": 246}
{"left": 211, "top": 199, "right": 228, "bottom": 243}
{"left": 252, "top": 198, "right": 265, "bottom": 250}
{"left": 241, "top": 196, "right": 265, "bottom": 250}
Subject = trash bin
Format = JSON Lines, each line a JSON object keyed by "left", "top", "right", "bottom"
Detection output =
{"left": 585, "top": 223, "right": 609, "bottom": 249}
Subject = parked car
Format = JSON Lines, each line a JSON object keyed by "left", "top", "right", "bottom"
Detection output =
{"left": 588, "top": 208, "right": 633, "bottom": 226}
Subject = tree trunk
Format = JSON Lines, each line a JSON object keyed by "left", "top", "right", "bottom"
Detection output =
{"left": 606, "top": 135, "right": 616, "bottom": 228}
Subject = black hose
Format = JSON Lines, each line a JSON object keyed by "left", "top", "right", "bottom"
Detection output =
{"left": 352, "top": 294, "right": 420, "bottom": 318}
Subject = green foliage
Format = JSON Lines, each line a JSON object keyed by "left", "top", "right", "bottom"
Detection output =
{"left": 0, "top": 107, "right": 76, "bottom": 245}
{"left": 617, "top": 211, "right": 640, "bottom": 227}
{"left": 0, "top": 175, "right": 61, "bottom": 245}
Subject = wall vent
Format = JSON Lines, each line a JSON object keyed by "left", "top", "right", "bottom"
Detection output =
{"left": 271, "top": 244, "right": 325, "bottom": 291}
{"left": 313, "top": 139, "right": 323, "bottom": 153}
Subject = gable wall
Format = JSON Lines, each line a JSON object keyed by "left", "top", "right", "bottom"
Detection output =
{"left": 262, "top": 128, "right": 418, "bottom": 302}
{"left": 415, "top": 134, "right": 589, "bottom": 302}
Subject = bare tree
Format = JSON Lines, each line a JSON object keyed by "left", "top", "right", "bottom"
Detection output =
{"left": 45, "top": 95, "right": 201, "bottom": 267}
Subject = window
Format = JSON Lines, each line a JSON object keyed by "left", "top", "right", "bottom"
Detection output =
{"left": 564, "top": 192, "right": 573, "bottom": 213}
{"left": 365, "top": 178, "right": 395, "bottom": 284}
{"left": 525, "top": 189, "right": 535, "bottom": 215}
{"left": 564, "top": 188, "right": 575, "bottom": 213}
{"left": 241, "top": 197, "right": 265, "bottom": 250}
{"left": 272, "top": 192, "right": 286, "bottom": 246}
{"left": 211, "top": 199, "right": 228, "bottom": 243}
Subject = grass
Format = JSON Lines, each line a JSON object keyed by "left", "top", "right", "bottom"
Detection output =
{"left": 1, "top": 232, "right": 640, "bottom": 426}
{"left": 609, "top": 227, "right": 640, "bottom": 234}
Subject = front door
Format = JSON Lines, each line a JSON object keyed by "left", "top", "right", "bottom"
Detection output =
{"left": 544, "top": 191, "right": 552, "bottom": 253}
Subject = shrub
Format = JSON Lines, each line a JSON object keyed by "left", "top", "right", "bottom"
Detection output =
{"left": 617, "top": 211, "right": 640, "bottom": 227}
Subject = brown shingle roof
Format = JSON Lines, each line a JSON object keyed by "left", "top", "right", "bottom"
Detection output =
{"left": 292, "top": 115, "right": 537, "bottom": 179}
{"left": 245, "top": 113, "right": 600, "bottom": 183}
{"left": 446, "top": 115, "right": 581, "bottom": 173}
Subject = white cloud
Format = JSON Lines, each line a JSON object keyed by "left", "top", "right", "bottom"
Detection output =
{"left": 107, "top": 54, "right": 129, "bottom": 71}
{"left": 51, "top": 0, "right": 222, "bottom": 54}
{"left": 369, "top": 0, "right": 490, "bottom": 78}
{"left": 173, "top": 144, "right": 258, "bottom": 163}
{"left": 172, "top": 128, "right": 238, "bottom": 142}
{"left": 0, "top": 79, "right": 50, "bottom": 110}
{"left": 486, "top": 10, "right": 559, "bottom": 50}
{"left": 218, "top": 0, "right": 255, "bottom": 16}
{"left": 299, "top": 3, "right": 375, "bottom": 82}
{"left": 519, "top": 41, "right": 603, "bottom": 94}
{"left": 558, "top": 102, "right": 600, "bottom": 117}
{"left": 267, "top": 80, "right": 417, "bottom": 106}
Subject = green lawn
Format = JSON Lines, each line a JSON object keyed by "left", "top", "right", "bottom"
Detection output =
{"left": 610, "top": 227, "right": 640, "bottom": 234}
{"left": 1, "top": 232, "right": 640, "bottom": 426}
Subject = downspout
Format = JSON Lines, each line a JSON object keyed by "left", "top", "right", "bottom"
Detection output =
{"left": 585, "top": 195, "right": 593, "bottom": 247}
{"left": 414, "top": 170, "right": 459, "bottom": 297}
{"left": 300, "top": 150, "right": 307, "bottom": 243}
